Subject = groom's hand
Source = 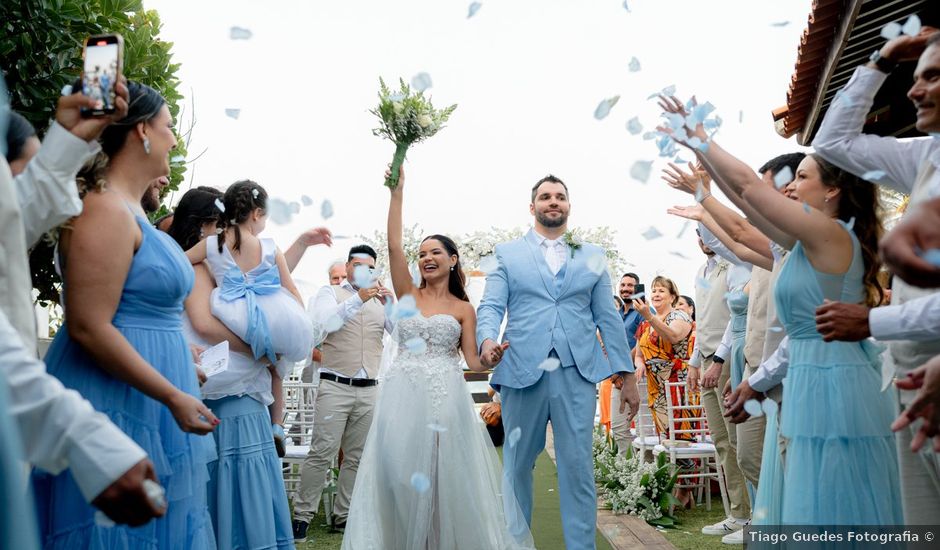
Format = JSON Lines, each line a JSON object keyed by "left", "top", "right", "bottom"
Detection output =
{"left": 618, "top": 373, "right": 640, "bottom": 423}
{"left": 480, "top": 339, "right": 507, "bottom": 367}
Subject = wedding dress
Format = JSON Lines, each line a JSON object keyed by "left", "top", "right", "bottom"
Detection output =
{"left": 342, "top": 313, "right": 534, "bottom": 550}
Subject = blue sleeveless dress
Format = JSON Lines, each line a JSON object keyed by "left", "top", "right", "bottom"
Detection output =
{"left": 32, "top": 215, "right": 217, "bottom": 549}
{"left": 726, "top": 290, "right": 749, "bottom": 392}
{"left": 774, "top": 223, "right": 901, "bottom": 524}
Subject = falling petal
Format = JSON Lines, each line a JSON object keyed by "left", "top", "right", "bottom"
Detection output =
{"left": 289, "top": 201, "right": 301, "bottom": 214}
{"left": 695, "top": 140, "right": 710, "bottom": 153}
{"left": 626, "top": 116, "right": 643, "bottom": 135}
{"left": 301, "top": 195, "right": 313, "bottom": 206}
{"left": 641, "top": 226, "right": 663, "bottom": 240}
{"left": 773, "top": 166, "right": 793, "bottom": 189}
{"left": 353, "top": 264, "right": 374, "bottom": 289}
{"left": 803, "top": 201, "right": 811, "bottom": 213}
{"left": 738, "top": 110, "right": 744, "bottom": 123}
{"left": 324, "top": 315, "right": 344, "bottom": 332}
{"left": 267, "top": 198, "right": 293, "bottom": 224}
{"left": 743, "top": 399, "right": 764, "bottom": 417}
{"left": 881, "top": 21, "right": 902, "bottom": 40}
{"left": 586, "top": 254, "right": 607, "bottom": 275}
{"left": 768, "top": 326, "right": 784, "bottom": 333}
{"left": 479, "top": 255, "right": 499, "bottom": 273}
{"left": 229, "top": 26, "right": 253, "bottom": 40}
{"left": 628, "top": 56, "right": 641, "bottom": 72}
{"left": 846, "top": 216, "right": 856, "bottom": 230}
{"left": 427, "top": 423, "right": 448, "bottom": 433}
{"left": 214, "top": 198, "right": 225, "bottom": 213}
{"left": 467, "top": 1, "right": 482, "bottom": 18}
{"left": 630, "top": 160, "right": 653, "bottom": 183}
{"left": 761, "top": 398, "right": 779, "bottom": 415}
{"left": 507, "top": 427, "right": 522, "bottom": 448}
{"left": 770, "top": 21, "right": 790, "bottom": 27}
{"left": 696, "top": 276, "right": 712, "bottom": 290}
{"left": 921, "top": 248, "right": 940, "bottom": 267}
{"left": 170, "top": 154, "right": 185, "bottom": 164}
{"left": 593, "top": 96, "right": 620, "bottom": 120}
{"left": 862, "top": 170, "right": 886, "bottom": 182}
{"left": 677, "top": 220, "right": 691, "bottom": 239}
{"left": 621, "top": 0, "right": 630, "bottom": 12}
{"left": 902, "top": 14, "right": 921, "bottom": 36}
{"left": 405, "top": 337, "right": 428, "bottom": 354}
{"left": 669, "top": 251, "right": 690, "bottom": 260}
{"left": 410, "top": 472, "right": 431, "bottom": 493}
{"left": 411, "top": 72, "right": 433, "bottom": 92}
{"left": 538, "top": 357, "right": 561, "bottom": 372}
{"left": 687, "top": 136, "right": 703, "bottom": 150}
{"left": 224, "top": 108, "right": 241, "bottom": 119}
{"left": 661, "top": 84, "right": 676, "bottom": 96}
{"left": 321, "top": 199, "right": 334, "bottom": 219}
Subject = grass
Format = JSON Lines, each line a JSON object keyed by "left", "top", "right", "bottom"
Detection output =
{"left": 659, "top": 503, "right": 729, "bottom": 550}
{"left": 295, "top": 511, "right": 343, "bottom": 550}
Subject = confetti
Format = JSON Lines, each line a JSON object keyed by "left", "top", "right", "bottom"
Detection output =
{"left": 677, "top": 220, "right": 691, "bottom": 239}
{"left": 507, "top": 427, "right": 522, "bottom": 448}
{"left": 585, "top": 255, "right": 606, "bottom": 275}
{"left": 324, "top": 315, "right": 343, "bottom": 332}
{"left": 594, "top": 96, "right": 620, "bottom": 120}
{"left": 410, "top": 263, "right": 423, "bottom": 286}
{"left": 301, "top": 195, "right": 313, "bottom": 206}
{"left": 803, "top": 202, "right": 811, "bottom": 213}
{"left": 630, "top": 160, "right": 653, "bottom": 183}
{"left": 411, "top": 72, "right": 433, "bottom": 92}
{"left": 743, "top": 399, "right": 764, "bottom": 417}
{"left": 214, "top": 198, "right": 225, "bottom": 213}
{"left": 641, "top": 131, "right": 658, "bottom": 141}
{"left": 770, "top": 21, "right": 790, "bottom": 27}
{"left": 767, "top": 326, "right": 784, "bottom": 333}
{"left": 324, "top": 415, "right": 335, "bottom": 420}
{"left": 669, "top": 251, "right": 691, "bottom": 260}
{"left": 224, "top": 108, "right": 241, "bottom": 119}
{"left": 695, "top": 178, "right": 707, "bottom": 202}
{"left": 761, "top": 399, "right": 779, "bottom": 415}
{"left": 846, "top": 216, "right": 856, "bottom": 230}
{"left": 268, "top": 198, "right": 293, "bottom": 224}
{"left": 902, "top": 14, "right": 921, "bottom": 37}
{"left": 628, "top": 56, "right": 641, "bottom": 72}
{"left": 696, "top": 276, "right": 712, "bottom": 291}
{"left": 479, "top": 255, "right": 499, "bottom": 273}
{"left": 739, "top": 110, "right": 744, "bottom": 123}
{"left": 622, "top": 0, "right": 630, "bottom": 12}
{"left": 170, "top": 154, "right": 185, "bottom": 164}
{"left": 405, "top": 337, "right": 428, "bottom": 354}
{"left": 392, "top": 294, "right": 419, "bottom": 321}
{"left": 773, "top": 166, "right": 793, "bottom": 189}
{"left": 641, "top": 226, "right": 663, "bottom": 240}
{"left": 626, "top": 116, "right": 643, "bottom": 135}
{"left": 862, "top": 170, "right": 886, "bottom": 182}
{"left": 661, "top": 84, "right": 676, "bottom": 97}
{"left": 411, "top": 472, "right": 431, "bottom": 493}
{"left": 834, "top": 88, "right": 855, "bottom": 108}
{"left": 321, "top": 199, "right": 334, "bottom": 219}
{"left": 921, "top": 249, "right": 940, "bottom": 267}
{"left": 630, "top": 292, "right": 645, "bottom": 301}
{"left": 881, "top": 21, "right": 902, "bottom": 40}
{"left": 289, "top": 201, "right": 301, "bottom": 214}
{"left": 427, "top": 423, "right": 448, "bottom": 433}
{"left": 538, "top": 357, "right": 561, "bottom": 372}
{"left": 229, "top": 26, "right": 253, "bottom": 40}
{"left": 467, "top": 1, "right": 482, "bottom": 18}
{"left": 353, "top": 264, "right": 374, "bottom": 289}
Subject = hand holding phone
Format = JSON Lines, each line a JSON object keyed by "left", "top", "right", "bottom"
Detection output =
{"left": 81, "top": 34, "right": 124, "bottom": 117}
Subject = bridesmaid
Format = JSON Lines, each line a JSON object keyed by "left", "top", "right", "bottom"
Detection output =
{"left": 32, "top": 82, "right": 218, "bottom": 549}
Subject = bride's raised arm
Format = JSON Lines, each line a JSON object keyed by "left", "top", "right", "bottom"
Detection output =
{"left": 386, "top": 165, "right": 416, "bottom": 299}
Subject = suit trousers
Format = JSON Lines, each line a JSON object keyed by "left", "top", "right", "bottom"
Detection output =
{"left": 293, "top": 379, "right": 376, "bottom": 523}
{"left": 700, "top": 357, "right": 750, "bottom": 519}
{"left": 895, "top": 389, "right": 940, "bottom": 524}
{"left": 609, "top": 383, "right": 634, "bottom": 455}
{"left": 735, "top": 363, "right": 767, "bottom": 488}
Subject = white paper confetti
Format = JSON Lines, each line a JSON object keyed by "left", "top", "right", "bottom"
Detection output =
{"left": 467, "top": 2, "right": 482, "bottom": 18}
{"left": 641, "top": 226, "right": 663, "bottom": 240}
{"left": 862, "top": 170, "right": 886, "bottom": 182}
{"left": 630, "top": 160, "right": 653, "bottom": 183}
{"left": 626, "top": 117, "right": 643, "bottom": 135}
{"left": 507, "top": 426, "right": 522, "bottom": 448}
{"left": 538, "top": 357, "right": 561, "bottom": 372}
{"left": 411, "top": 472, "right": 431, "bottom": 493}
{"left": 594, "top": 96, "right": 620, "bottom": 120}
{"left": 214, "top": 198, "right": 225, "bottom": 213}
{"left": 743, "top": 399, "right": 764, "bottom": 418}
{"left": 224, "top": 108, "right": 241, "bottom": 119}
{"left": 229, "top": 26, "right": 253, "bottom": 40}
{"left": 773, "top": 166, "right": 793, "bottom": 189}
{"left": 321, "top": 199, "right": 334, "bottom": 219}
{"left": 761, "top": 398, "right": 779, "bottom": 415}
{"left": 677, "top": 220, "right": 691, "bottom": 239}
{"left": 628, "top": 57, "right": 641, "bottom": 72}
{"left": 427, "top": 423, "right": 448, "bottom": 433}
{"left": 301, "top": 195, "right": 313, "bottom": 206}
{"left": 405, "top": 337, "right": 428, "bottom": 354}
{"left": 902, "top": 15, "right": 921, "bottom": 37}
{"left": 881, "top": 21, "right": 902, "bottom": 40}
{"left": 411, "top": 72, "right": 433, "bottom": 92}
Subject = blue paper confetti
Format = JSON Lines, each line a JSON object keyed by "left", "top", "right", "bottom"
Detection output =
{"left": 405, "top": 337, "right": 428, "bottom": 354}
{"left": 594, "top": 96, "right": 620, "bottom": 120}
{"left": 467, "top": 2, "right": 482, "bottom": 18}
{"left": 214, "top": 198, "right": 225, "bottom": 213}
{"left": 427, "top": 423, "right": 448, "bottom": 433}
{"left": 696, "top": 276, "right": 712, "bottom": 291}
{"left": 411, "top": 472, "right": 431, "bottom": 493}
{"left": 411, "top": 72, "right": 433, "bottom": 92}
{"left": 229, "top": 27, "right": 253, "bottom": 40}
{"left": 622, "top": 0, "right": 630, "bottom": 12}
{"left": 391, "top": 294, "right": 419, "bottom": 322}
{"left": 641, "top": 226, "right": 663, "bottom": 240}
{"left": 224, "top": 108, "right": 241, "bottom": 119}
{"left": 921, "top": 248, "right": 940, "bottom": 267}
{"left": 773, "top": 166, "right": 793, "bottom": 189}
{"left": 846, "top": 216, "right": 856, "bottom": 230}
{"left": 761, "top": 399, "right": 779, "bottom": 415}
{"left": 677, "top": 220, "right": 691, "bottom": 239}
{"left": 586, "top": 254, "right": 607, "bottom": 275}
{"left": 321, "top": 199, "right": 334, "bottom": 219}
{"left": 881, "top": 21, "right": 902, "bottom": 40}
{"left": 301, "top": 195, "right": 313, "bottom": 207}
{"left": 803, "top": 201, "right": 811, "bottom": 213}
{"left": 353, "top": 265, "right": 374, "bottom": 289}
{"left": 770, "top": 21, "right": 790, "bottom": 27}
{"left": 267, "top": 198, "right": 293, "bottom": 224}
{"left": 626, "top": 117, "right": 643, "bottom": 135}
{"left": 630, "top": 160, "right": 654, "bottom": 183}
{"left": 628, "top": 57, "right": 641, "bottom": 72}
{"left": 862, "top": 170, "right": 886, "bottom": 182}
{"left": 902, "top": 15, "right": 921, "bottom": 36}
{"left": 744, "top": 399, "right": 764, "bottom": 417}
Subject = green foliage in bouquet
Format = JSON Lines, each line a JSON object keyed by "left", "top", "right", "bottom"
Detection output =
{"left": 371, "top": 78, "right": 456, "bottom": 189}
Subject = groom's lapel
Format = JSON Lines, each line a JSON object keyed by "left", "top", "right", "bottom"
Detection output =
{"left": 523, "top": 230, "right": 558, "bottom": 298}
{"left": 558, "top": 249, "right": 576, "bottom": 297}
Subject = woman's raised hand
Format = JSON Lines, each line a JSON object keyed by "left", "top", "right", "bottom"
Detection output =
{"left": 662, "top": 162, "right": 710, "bottom": 195}
{"left": 656, "top": 95, "right": 708, "bottom": 147}
{"left": 666, "top": 204, "right": 705, "bottom": 222}
{"left": 385, "top": 165, "right": 405, "bottom": 193}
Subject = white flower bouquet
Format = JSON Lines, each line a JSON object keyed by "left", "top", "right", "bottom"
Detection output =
{"left": 371, "top": 78, "right": 457, "bottom": 189}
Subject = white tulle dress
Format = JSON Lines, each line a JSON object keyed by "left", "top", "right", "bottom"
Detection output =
{"left": 341, "top": 313, "right": 534, "bottom": 550}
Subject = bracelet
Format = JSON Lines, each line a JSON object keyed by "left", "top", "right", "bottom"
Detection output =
{"left": 696, "top": 192, "right": 712, "bottom": 204}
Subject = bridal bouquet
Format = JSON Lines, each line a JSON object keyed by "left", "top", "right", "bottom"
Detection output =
{"left": 371, "top": 78, "right": 457, "bottom": 188}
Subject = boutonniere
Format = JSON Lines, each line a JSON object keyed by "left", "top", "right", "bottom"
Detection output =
{"left": 562, "top": 231, "right": 581, "bottom": 258}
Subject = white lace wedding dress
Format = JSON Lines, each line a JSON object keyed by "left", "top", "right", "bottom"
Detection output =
{"left": 342, "top": 314, "right": 534, "bottom": 550}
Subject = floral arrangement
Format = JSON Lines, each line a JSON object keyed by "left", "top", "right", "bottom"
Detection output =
{"left": 371, "top": 78, "right": 457, "bottom": 189}
{"left": 592, "top": 428, "right": 680, "bottom": 527}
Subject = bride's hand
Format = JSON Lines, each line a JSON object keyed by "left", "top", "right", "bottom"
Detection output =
{"left": 662, "top": 162, "right": 710, "bottom": 195}
{"left": 666, "top": 204, "right": 705, "bottom": 222}
{"left": 656, "top": 95, "right": 708, "bottom": 147}
{"left": 385, "top": 165, "right": 405, "bottom": 194}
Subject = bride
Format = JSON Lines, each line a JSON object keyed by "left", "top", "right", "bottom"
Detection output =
{"left": 341, "top": 167, "right": 534, "bottom": 550}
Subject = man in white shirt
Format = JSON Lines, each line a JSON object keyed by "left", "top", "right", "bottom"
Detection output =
{"left": 293, "top": 245, "right": 393, "bottom": 540}
{"left": 0, "top": 84, "right": 163, "bottom": 546}
{"left": 805, "top": 27, "right": 940, "bottom": 524}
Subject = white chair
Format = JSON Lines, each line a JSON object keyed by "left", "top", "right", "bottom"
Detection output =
{"left": 281, "top": 375, "right": 318, "bottom": 499}
{"left": 653, "top": 380, "right": 729, "bottom": 516}
{"left": 630, "top": 381, "right": 661, "bottom": 460}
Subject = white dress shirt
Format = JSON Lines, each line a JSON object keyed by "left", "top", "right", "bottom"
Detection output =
{"left": 534, "top": 231, "right": 569, "bottom": 276}
{"left": 309, "top": 280, "right": 394, "bottom": 379}
{"left": 869, "top": 294, "right": 940, "bottom": 342}
{"left": 748, "top": 336, "right": 789, "bottom": 393}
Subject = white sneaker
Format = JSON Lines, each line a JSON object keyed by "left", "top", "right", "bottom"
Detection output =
{"left": 722, "top": 527, "right": 746, "bottom": 545}
{"left": 701, "top": 517, "right": 747, "bottom": 536}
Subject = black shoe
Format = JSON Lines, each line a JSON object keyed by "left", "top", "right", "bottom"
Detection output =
{"left": 292, "top": 519, "right": 309, "bottom": 542}
{"left": 331, "top": 519, "right": 346, "bottom": 533}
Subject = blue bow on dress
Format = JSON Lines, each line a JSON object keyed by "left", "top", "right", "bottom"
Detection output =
{"left": 218, "top": 264, "right": 282, "bottom": 364}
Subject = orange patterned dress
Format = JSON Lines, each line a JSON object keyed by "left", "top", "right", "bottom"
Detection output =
{"left": 636, "top": 311, "right": 698, "bottom": 440}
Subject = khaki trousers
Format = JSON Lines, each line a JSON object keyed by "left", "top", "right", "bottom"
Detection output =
{"left": 735, "top": 363, "right": 767, "bottom": 488}
{"left": 609, "top": 383, "right": 634, "bottom": 454}
{"left": 896, "top": 391, "right": 940, "bottom": 524}
{"left": 700, "top": 357, "right": 750, "bottom": 519}
{"left": 293, "top": 379, "right": 376, "bottom": 523}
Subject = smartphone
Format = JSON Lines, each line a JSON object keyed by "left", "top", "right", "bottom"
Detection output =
{"left": 81, "top": 34, "right": 123, "bottom": 117}
{"left": 633, "top": 283, "right": 646, "bottom": 302}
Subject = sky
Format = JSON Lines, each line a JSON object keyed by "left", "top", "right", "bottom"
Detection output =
{"left": 145, "top": 0, "right": 814, "bottom": 302}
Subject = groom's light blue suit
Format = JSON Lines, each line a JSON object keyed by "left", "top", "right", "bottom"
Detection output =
{"left": 477, "top": 229, "right": 634, "bottom": 550}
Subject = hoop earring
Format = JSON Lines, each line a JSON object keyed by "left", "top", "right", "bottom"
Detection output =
{"left": 143, "top": 137, "right": 151, "bottom": 155}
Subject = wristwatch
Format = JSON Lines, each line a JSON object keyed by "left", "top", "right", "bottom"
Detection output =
{"left": 712, "top": 356, "right": 726, "bottom": 365}
{"left": 869, "top": 49, "right": 898, "bottom": 74}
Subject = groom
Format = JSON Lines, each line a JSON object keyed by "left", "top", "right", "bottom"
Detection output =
{"left": 478, "top": 175, "right": 639, "bottom": 550}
